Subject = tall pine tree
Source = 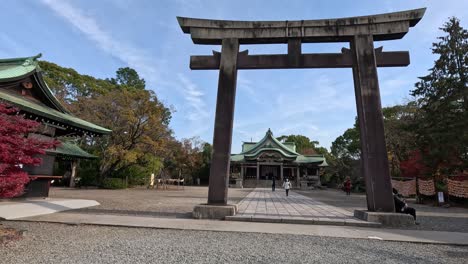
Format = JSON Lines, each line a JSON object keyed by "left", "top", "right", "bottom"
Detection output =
{"left": 411, "top": 17, "right": 468, "bottom": 175}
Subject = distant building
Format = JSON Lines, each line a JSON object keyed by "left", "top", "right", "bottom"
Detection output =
{"left": 230, "top": 129, "right": 327, "bottom": 189}
{"left": 0, "top": 54, "right": 111, "bottom": 197}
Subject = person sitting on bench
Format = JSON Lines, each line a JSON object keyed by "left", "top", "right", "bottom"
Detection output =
{"left": 393, "top": 188, "right": 419, "bottom": 224}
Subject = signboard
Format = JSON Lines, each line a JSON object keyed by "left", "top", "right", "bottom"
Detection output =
{"left": 150, "top": 173, "right": 155, "bottom": 187}
{"left": 438, "top": 192, "right": 445, "bottom": 203}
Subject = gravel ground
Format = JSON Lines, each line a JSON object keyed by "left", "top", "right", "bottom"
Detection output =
{"left": 296, "top": 189, "right": 468, "bottom": 232}
{"left": 1, "top": 221, "right": 467, "bottom": 264}
{"left": 49, "top": 186, "right": 252, "bottom": 218}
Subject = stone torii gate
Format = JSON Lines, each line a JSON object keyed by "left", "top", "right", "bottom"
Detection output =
{"left": 178, "top": 8, "right": 425, "bottom": 216}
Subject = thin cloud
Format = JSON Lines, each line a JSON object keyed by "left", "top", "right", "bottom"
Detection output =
{"left": 39, "top": 0, "right": 161, "bottom": 84}
{"left": 41, "top": 0, "right": 211, "bottom": 138}
{"left": 0, "top": 34, "right": 28, "bottom": 57}
{"left": 232, "top": 72, "right": 357, "bottom": 151}
{"left": 380, "top": 78, "right": 413, "bottom": 96}
{"left": 174, "top": 0, "right": 203, "bottom": 11}
{"left": 277, "top": 123, "right": 319, "bottom": 135}
{"left": 275, "top": 75, "right": 355, "bottom": 119}
{"left": 177, "top": 73, "right": 209, "bottom": 122}
{"left": 238, "top": 74, "right": 263, "bottom": 104}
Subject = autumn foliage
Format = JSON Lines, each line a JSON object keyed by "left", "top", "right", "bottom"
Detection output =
{"left": 0, "top": 103, "right": 58, "bottom": 198}
{"left": 399, "top": 150, "right": 429, "bottom": 178}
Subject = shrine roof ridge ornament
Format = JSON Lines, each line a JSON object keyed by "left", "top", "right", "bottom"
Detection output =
{"left": 177, "top": 8, "right": 426, "bottom": 44}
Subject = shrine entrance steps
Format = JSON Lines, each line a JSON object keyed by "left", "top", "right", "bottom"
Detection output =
{"left": 242, "top": 180, "right": 298, "bottom": 189}
{"left": 226, "top": 188, "right": 380, "bottom": 228}
{"left": 243, "top": 179, "right": 271, "bottom": 188}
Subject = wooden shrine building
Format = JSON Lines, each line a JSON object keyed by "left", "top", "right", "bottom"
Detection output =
{"left": 230, "top": 129, "right": 327, "bottom": 189}
{"left": 0, "top": 54, "right": 111, "bottom": 197}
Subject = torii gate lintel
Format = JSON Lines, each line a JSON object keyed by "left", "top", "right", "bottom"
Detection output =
{"left": 189, "top": 46, "right": 410, "bottom": 70}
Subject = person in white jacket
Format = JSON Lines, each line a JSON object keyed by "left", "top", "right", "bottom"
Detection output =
{"left": 283, "top": 178, "right": 291, "bottom": 196}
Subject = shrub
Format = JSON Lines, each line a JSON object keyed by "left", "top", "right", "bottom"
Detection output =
{"left": 79, "top": 169, "right": 99, "bottom": 187}
{"left": 102, "top": 178, "right": 127, "bottom": 189}
{"left": 77, "top": 161, "right": 100, "bottom": 187}
{"left": 352, "top": 177, "right": 366, "bottom": 193}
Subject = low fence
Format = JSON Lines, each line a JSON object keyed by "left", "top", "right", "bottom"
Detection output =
{"left": 418, "top": 179, "right": 436, "bottom": 196}
{"left": 391, "top": 177, "right": 468, "bottom": 199}
{"left": 391, "top": 178, "right": 416, "bottom": 196}
{"left": 447, "top": 179, "right": 468, "bottom": 198}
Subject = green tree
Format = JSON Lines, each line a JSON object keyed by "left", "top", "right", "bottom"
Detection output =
{"left": 331, "top": 119, "right": 361, "bottom": 160}
{"left": 328, "top": 119, "right": 363, "bottom": 188}
{"left": 161, "top": 138, "right": 211, "bottom": 184}
{"left": 276, "top": 134, "right": 340, "bottom": 186}
{"left": 201, "top": 143, "right": 212, "bottom": 164}
{"left": 411, "top": 17, "right": 468, "bottom": 175}
{"left": 40, "top": 62, "right": 175, "bottom": 185}
{"left": 179, "top": 137, "right": 204, "bottom": 180}
{"left": 195, "top": 142, "right": 212, "bottom": 184}
{"left": 39, "top": 60, "right": 114, "bottom": 103}
{"left": 108, "top": 67, "right": 146, "bottom": 90}
{"left": 276, "top": 134, "right": 319, "bottom": 154}
{"left": 75, "top": 88, "right": 172, "bottom": 179}
{"left": 330, "top": 104, "right": 421, "bottom": 181}
{"left": 382, "top": 103, "right": 419, "bottom": 177}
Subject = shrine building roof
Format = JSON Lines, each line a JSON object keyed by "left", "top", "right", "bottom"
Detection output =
{"left": 231, "top": 129, "right": 327, "bottom": 166}
{"left": 0, "top": 54, "right": 111, "bottom": 136}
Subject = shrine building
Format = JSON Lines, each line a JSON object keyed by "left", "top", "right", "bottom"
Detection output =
{"left": 0, "top": 54, "right": 111, "bottom": 197}
{"left": 230, "top": 129, "right": 327, "bottom": 189}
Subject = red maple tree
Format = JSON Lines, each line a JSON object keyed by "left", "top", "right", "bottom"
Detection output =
{"left": 400, "top": 150, "right": 430, "bottom": 178}
{"left": 0, "top": 102, "right": 59, "bottom": 198}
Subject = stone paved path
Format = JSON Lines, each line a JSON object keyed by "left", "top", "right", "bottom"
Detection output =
{"left": 227, "top": 188, "right": 378, "bottom": 227}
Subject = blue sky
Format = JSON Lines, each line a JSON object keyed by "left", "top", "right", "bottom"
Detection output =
{"left": 1, "top": 0, "right": 467, "bottom": 153}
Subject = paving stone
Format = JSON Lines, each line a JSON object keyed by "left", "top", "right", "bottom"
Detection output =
{"left": 230, "top": 188, "right": 374, "bottom": 227}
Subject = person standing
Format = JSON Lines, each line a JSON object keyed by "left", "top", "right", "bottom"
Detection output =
{"left": 271, "top": 173, "right": 276, "bottom": 192}
{"left": 283, "top": 178, "right": 291, "bottom": 196}
{"left": 344, "top": 176, "right": 352, "bottom": 195}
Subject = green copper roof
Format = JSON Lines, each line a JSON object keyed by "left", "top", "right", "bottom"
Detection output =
{"left": 241, "top": 142, "right": 256, "bottom": 152}
{"left": 282, "top": 142, "right": 296, "bottom": 152}
{"left": 0, "top": 90, "right": 111, "bottom": 134}
{"left": 244, "top": 147, "right": 298, "bottom": 159}
{"left": 0, "top": 54, "right": 69, "bottom": 113}
{"left": 231, "top": 153, "right": 327, "bottom": 166}
{"left": 0, "top": 54, "right": 41, "bottom": 80}
{"left": 230, "top": 154, "right": 245, "bottom": 162}
{"left": 46, "top": 140, "right": 96, "bottom": 159}
{"left": 231, "top": 129, "right": 327, "bottom": 166}
{"left": 241, "top": 129, "right": 300, "bottom": 156}
{"left": 0, "top": 54, "right": 111, "bottom": 135}
{"left": 294, "top": 155, "right": 328, "bottom": 166}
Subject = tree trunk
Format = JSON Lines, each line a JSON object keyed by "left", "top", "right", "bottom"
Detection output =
{"left": 69, "top": 160, "right": 78, "bottom": 188}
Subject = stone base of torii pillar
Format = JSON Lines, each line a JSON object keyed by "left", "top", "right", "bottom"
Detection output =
{"left": 192, "top": 204, "right": 238, "bottom": 219}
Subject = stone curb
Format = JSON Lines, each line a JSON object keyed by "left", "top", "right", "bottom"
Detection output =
{"left": 225, "top": 215, "right": 381, "bottom": 228}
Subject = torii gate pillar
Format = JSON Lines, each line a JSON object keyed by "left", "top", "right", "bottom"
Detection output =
{"left": 351, "top": 35, "right": 393, "bottom": 211}
{"left": 208, "top": 39, "right": 239, "bottom": 204}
